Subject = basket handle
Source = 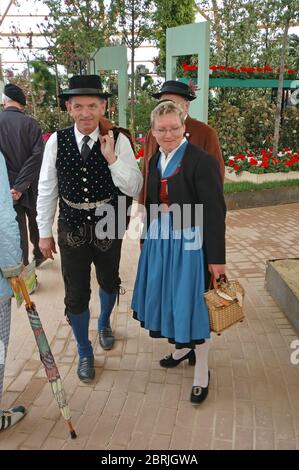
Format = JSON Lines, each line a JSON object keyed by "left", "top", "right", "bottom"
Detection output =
{"left": 209, "top": 273, "right": 228, "bottom": 290}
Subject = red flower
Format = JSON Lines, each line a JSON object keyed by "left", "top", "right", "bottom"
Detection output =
{"left": 233, "top": 165, "right": 240, "bottom": 171}
{"left": 136, "top": 147, "right": 144, "bottom": 159}
{"left": 249, "top": 158, "right": 258, "bottom": 166}
{"left": 42, "top": 132, "right": 52, "bottom": 142}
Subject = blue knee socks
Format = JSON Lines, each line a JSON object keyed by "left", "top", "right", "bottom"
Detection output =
{"left": 98, "top": 288, "right": 117, "bottom": 330}
{"left": 68, "top": 309, "right": 93, "bottom": 358}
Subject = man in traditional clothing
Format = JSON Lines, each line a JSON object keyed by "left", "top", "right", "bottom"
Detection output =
{"left": 0, "top": 84, "right": 44, "bottom": 268}
{"left": 37, "top": 75, "right": 143, "bottom": 382}
{"left": 138, "top": 80, "right": 224, "bottom": 208}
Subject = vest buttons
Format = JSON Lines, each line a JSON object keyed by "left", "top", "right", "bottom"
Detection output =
{"left": 82, "top": 178, "right": 87, "bottom": 182}
{"left": 87, "top": 216, "right": 91, "bottom": 220}
{"left": 84, "top": 188, "right": 88, "bottom": 192}
{"left": 83, "top": 168, "right": 87, "bottom": 172}
{"left": 85, "top": 198, "right": 89, "bottom": 202}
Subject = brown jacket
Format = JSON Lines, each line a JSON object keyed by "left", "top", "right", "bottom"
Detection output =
{"left": 98, "top": 116, "right": 134, "bottom": 151}
{"left": 138, "top": 115, "right": 224, "bottom": 206}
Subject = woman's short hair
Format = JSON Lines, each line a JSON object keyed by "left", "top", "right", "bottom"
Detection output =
{"left": 150, "top": 100, "right": 185, "bottom": 128}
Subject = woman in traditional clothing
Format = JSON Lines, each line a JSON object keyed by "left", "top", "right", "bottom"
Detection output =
{"left": 132, "top": 101, "right": 226, "bottom": 405}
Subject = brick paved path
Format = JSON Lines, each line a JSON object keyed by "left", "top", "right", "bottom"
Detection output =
{"left": 1, "top": 203, "right": 299, "bottom": 450}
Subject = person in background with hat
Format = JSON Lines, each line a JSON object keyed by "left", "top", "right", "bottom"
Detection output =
{"left": 138, "top": 80, "right": 224, "bottom": 210}
{"left": 37, "top": 75, "right": 143, "bottom": 383}
{"left": 0, "top": 151, "right": 26, "bottom": 431}
{"left": 0, "top": 83, "right": 45, "bottom": 269}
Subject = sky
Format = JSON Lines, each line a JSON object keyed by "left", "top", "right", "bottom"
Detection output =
{"left": 0, "top": 0, "right": 160, "bottom": 75}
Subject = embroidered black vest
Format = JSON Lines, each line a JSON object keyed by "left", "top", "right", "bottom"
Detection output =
{"left": 56, "top": 126, "right": 130, "bottom": 233}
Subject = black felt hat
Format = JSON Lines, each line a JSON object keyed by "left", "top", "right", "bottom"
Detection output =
{"left": 4, "top": 83, "right": 26, "bottom": 106}
{"left": 151, "top": 80, "right": 196, "bottom": 101}
{"left": 59, "top": 75, "right": 112, "bottom": 100}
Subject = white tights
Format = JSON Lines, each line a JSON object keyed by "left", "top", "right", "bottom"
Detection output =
{"left": 172, "top": 339, "right": 210, "bottom": 388}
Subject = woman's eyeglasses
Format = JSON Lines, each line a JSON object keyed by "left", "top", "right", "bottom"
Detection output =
{"left": 154, "top": 126, "right": 183, "bottom": 136}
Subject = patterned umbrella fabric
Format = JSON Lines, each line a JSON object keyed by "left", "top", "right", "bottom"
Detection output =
{"left": 11, "top": 277, "right": 77, "bottom": 439}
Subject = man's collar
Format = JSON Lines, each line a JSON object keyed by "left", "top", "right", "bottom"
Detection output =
{"left": 74, "top": 124, "right": 99, "bottom": 142}
{"left": 3, "top": 106, "right": 23, "bottom": 113}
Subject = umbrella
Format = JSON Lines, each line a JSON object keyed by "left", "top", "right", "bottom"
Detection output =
{"left": 11, "top": 276, "right": 77, "bottom": 439}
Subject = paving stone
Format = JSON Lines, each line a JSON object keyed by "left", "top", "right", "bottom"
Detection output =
{"left": 2, "top": 203, "right": 299, "bottom": 450}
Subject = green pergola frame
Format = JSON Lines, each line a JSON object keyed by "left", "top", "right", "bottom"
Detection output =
{"left": 166, "top": 22, "right": 210, "bottom": 123}
{"left": 179, "top": 77, "right": 299, "bottom": 89}
{"left": 209, "top": 78, "right": 299, "bottom": 88}
{"left": 91, "top": 45, "right": 128, "bottom": 127}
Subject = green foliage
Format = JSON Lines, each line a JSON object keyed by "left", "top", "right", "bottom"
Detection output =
{"left": 224, "top": 179, "right": 299, "bottom": 193}
{"left": 208, "top": 101, "right": 247, "bottom": 159}
{"left": 108, "top": 0, "right": 154, "bottom": 49}
{"left": 153, "top": 0, "right": 196, "bottom": 75}
{"left": 281, "top": 107, "right": 299, "bottom": 149}
{"left": 38, "top": 0, "right": 107, "bottom": 71}
{"left": 242, "top": 96, "right": 276, "bottom": 150}
{"left": 132, "top": 90, "right": 157, "bottom": 136}
{"left": 29, "top": 59, "right": 57, "bottom": 106}
{"left": 34, "top": 107, "right": 72, "bottom": 133}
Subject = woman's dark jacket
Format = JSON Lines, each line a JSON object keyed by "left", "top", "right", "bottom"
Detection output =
{"left": 146, "top": 142, "right": 226, "bottom": 265}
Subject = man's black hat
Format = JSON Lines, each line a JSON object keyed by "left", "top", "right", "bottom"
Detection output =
{"left": 151, "top": 80, "right": 196, "bottom": 101}
{"left": 4, "top": 83, "right": 26, "bottom": 106}
{"left": 59, "top": 74, "right": 112, "bottom": 100}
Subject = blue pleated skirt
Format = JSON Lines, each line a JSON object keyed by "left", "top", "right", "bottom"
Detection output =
{"left": 131, "top": 213, "right": 210, "bottom": 348}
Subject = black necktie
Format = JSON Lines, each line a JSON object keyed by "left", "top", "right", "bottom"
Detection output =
{"left": 81, "top": 135, "right": 91, "bottom": 161}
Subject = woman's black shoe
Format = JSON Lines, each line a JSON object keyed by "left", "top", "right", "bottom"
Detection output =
{"left": 190, "top": 371, "right": 210, "bottom": 405}
{"left": 159, "top": 349, "right": 196, "bottom": 368}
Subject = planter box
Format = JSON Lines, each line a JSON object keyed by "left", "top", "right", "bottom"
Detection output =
{"left": 225, "top": 186, "right": 299, "bottom": 210}
{"left": 225, "top": 167, "right": 299, "bottom": 183}
{"left": 265, "top": 259, "right": 299, "bottom": 335}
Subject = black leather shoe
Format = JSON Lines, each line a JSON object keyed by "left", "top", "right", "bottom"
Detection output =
{"left": 190, "top": 371, "right": 210, "bottom": 405}
{"left": 159, "top": 349, "right": 196, "bottom": 368}
{"left": 77, "top": 356, "right": 95, "bottom": 383}
{"left": 99, "top": 327, "right": 115, "bottom": 350}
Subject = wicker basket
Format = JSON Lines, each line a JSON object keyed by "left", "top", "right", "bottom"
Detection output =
{"left": 204, "top": 279, "right": 245, "bottom": 333}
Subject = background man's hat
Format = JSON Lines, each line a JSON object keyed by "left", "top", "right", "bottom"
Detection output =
{"left": 59, "top": 74, "right": 112, "bottom": 100}
{"left": 151, "top": 80, "right": 196, "bottom": 101}
{"left": 4, "top": 83, "right": 26, "bottom": 106}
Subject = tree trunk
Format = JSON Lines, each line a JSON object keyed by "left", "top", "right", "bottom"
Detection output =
{"left": 54, "top": 62, "right": 61, "bottom": 126}
{"left": 26, "top": 61, "right": 37, "bottom": 118}
{"left": 273, "top": 16, "right": 290, "bottom": 158}
{"left": 130, "top": 3, "right": 136, "bottom": 138}
{"left": 211, "top": 0, "right": 222, "bottom": 50}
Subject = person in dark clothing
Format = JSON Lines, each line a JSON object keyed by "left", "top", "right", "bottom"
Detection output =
{"left": 0, "top": 83, "right": 45, "bottom": 267}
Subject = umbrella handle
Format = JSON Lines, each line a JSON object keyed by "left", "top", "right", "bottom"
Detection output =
{"left": 11, "top": 276, "right": 34, "bottom": 309}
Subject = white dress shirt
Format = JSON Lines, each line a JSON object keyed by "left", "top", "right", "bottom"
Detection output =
{"left": 159, "top": 137, "right": 187, "bottom": 175}
{"left": 37, "top": 124, "right": 143, "bottom": 237}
